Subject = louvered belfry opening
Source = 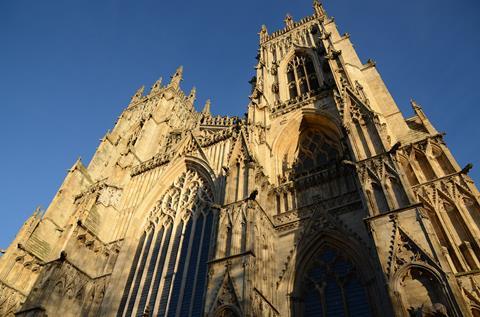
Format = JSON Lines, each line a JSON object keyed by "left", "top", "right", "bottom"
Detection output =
{"left": 117, "top": 170, "right": 214, "bottom": 317}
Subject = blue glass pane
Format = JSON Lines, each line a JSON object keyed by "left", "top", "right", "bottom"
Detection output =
{"left": 332, "top": 259, "right": 352, "bottom": 277}
{"left": 136, "top": 227, "right": 164, "bottom": 316}
{"left": 157, "top": 222, "right": 184, "bottom": 315}
{"left": 125, "top": 230, "right": 154, "bottom": 316}
{"left": 148, "top": 225, "right": 172, "bottom": 312}
{"left": 345, "top": 279, "right": 371, "bottom": 317}
{"left": 304, "top": 290, "right": 323, "bottom": 316}
{"left": 166, "top": 220, "right": 192, "bottom": 316}
{"left": 180, "top": 215, "right": 204, "bottom": 316}
{"left": 117, "top": 232, "right": 146, "bottom": 317}
{"left": 319, "top": 249, "right": 336, "bottom": 264}
{"left": 191, "top": 212, "right": 213, "bottom": 316}
{"left": 300, "top": 249, "right": 372, "bottom": 317}
{"left": 308, "top": 266, "right": 324, "bottom": 283}
{"left": 325, "top": 276, "right": 345, "bottom": 317}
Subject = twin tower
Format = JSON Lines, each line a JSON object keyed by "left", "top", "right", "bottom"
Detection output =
{"left": 1, "top": 2, "right": 480, "bottom": 316}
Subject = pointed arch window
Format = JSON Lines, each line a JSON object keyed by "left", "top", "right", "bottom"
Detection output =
{"left": 293, "top": 128, "right": 342, "bottom": 175}
{"left": 287, "top": 54, "right": 320, "bottom": 99}
{"left": 296, "top": 247, "right": 372, "bottom": 317}
{"left": 117, "top": 170, "right": 215, "bottom": 317}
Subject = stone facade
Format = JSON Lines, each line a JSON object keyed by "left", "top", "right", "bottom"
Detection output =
{"left": 1, "top": 2, "right": 480, "bottom": 316}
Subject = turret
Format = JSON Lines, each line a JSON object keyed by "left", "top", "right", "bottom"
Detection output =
{"left": 169, "top": 65, "right": 183, "bottom": 89}
{"left": 202, "top": 99, "right": 211, "bottom": 116}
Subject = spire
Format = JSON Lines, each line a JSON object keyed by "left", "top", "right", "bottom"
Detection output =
{"left": 259, "top": 24, "right": 268, "bottom": 43}
{"left": 130, "top": 85, "right": 144, "bottom": 104}
{"left": 169, "top": 66, "right": 183, "bottom": 89}
{"left": 284, "top": 14, "right": 294, "bottom": 29}
{"left": 410, "top": 99, "right": 422, "bottom": 112}
{"left": 202, "top": 99, "right": 211, "bottom": 115}
{"left": 188, "top": 86, "right": 196, "bottom": 102}
{"left": 410, "top": 99, "right": 437, "bottom": 134}
{"left": 313, "top": 0, "right": 327, "bottom": 19}
{"left": 150, "top": 77, "right": 162, "bottom": 94}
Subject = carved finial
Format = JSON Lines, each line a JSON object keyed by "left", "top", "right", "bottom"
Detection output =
{"left": 169, "top": 65, "right": 183, "bottom": 89}
{"left": 284, "top": 14, "right": 294, "bottom": 29}
{"left": 202, "top": 99, "right": 211, "bottom": 115}
{"left": 410, "top": 98, "right": 422, "bottom": 111}
{"left": 150, "top": 77, "right": 162, "bottom": 94}
{"left": 313, "top": 0, "right": 327, "bottom": 18}
{"left": 188, "top": 86, "right": 196, "bottom": 102}
{"left": 131, "top": 85, "right": 145, "bottom": 103}
{"left": 259, "top": 24, "right": 268, "bottom": 42}
{"left": 410, "top": 98, "right": 437, "bottom": 134}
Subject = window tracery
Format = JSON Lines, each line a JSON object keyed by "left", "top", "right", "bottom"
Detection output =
{"left": 296, "top": 247, "right": 372, "bottom": 317}
{"left": 117, "top": 170, "right": 214, "bottom": 317}
{"left": 287, "top": 54, "right": 320, "bottom": 99}
{"left": 293, "top": 128, "right": 341, "bottom": 175}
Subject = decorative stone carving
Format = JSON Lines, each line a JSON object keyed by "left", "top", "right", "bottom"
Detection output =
{"left": 0, "top": 282, "right": 26, "bottom": 317}
{"left": 148, "top": 170, "right": 213, "bottom": 225}
{"left": 97, "top": 185, "right": 122, "bottom": 208}
{"left": 1, "top": 3, "right": 479, "bottom": 317}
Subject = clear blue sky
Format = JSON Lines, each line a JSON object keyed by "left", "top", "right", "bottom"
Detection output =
{"left": 1, "top": 0, "right": 479, "bottom": 248}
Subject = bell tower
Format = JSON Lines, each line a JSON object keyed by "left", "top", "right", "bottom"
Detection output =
{"left": 241, "top": 1, "right": 480, "bottom": 316}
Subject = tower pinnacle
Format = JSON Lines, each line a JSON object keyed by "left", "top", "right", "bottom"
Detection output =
{"left": 410, "top": 99, "right": 437, "bottom": 134}
{"left": 284, "top": 14, "right": 294, "bottom": 29}
{"left": 169, "top": 66, "right": 183, "bottom": 89}
{"left": 130, "top": 85, "right": 144, "bottom": 104}
{"left": 188, "top": 86, "right": 196, "bottom": 103}
{"left": 313, "top": 0, "right": 327, "bottom": 19}
{"left": 150, "top": 77, "right": 162, "bottom": 94}
{"left": 202, "top": 99, "right": 211, "bottom": 115}
{"left": 259, "top": 25, "right": 268, "bottom": 43}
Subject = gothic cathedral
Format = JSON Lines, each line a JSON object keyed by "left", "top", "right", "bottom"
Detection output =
{"left": 1, "top": 2, "right": 480, "bottom": 317}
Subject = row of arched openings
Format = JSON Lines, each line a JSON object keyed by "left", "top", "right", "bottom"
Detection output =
{"left": 117, "top": 170, "right": 214, "bottom": 317}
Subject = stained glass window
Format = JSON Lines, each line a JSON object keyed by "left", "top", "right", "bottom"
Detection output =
{"left": 298, "top": 248, "right": 372, "bottom": 317}
{"left": 287, "top": 54, "right": 320, "bottom": 99}
{"left": 293, "top": 128, "right": 341, "bottom": 175}
{"left": 117, "top": 170, "right": 215, "bottom": 317}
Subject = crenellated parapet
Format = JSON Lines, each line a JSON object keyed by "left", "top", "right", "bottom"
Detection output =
{"left": 259, "top": 14, "right": 319, "bottom": 46}
{"left": 200, "top": 114, "right": 239, "bottom": 128}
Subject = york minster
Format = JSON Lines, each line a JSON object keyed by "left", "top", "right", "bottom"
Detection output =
{"left": 1, "top": 2, "right": 480, "bottom": 316}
